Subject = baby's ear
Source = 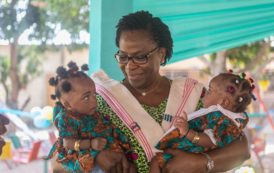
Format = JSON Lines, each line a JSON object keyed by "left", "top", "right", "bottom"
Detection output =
{"left": 219, "top": 97, "right": 231, "bottom": 109}
{"left": 62, "top": 100, "right": 72, "bottom": 110}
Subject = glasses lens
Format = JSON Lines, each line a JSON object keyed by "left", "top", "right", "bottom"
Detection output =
{"left": 115, "top": 54, "right": 128, "bottom": 64}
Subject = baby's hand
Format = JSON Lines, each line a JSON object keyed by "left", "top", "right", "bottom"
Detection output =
{"left": 174, "top": 112, "right": 189, "bottom": 137}
{"left": 91, "top": 137, "right": 107, "bottom": 151}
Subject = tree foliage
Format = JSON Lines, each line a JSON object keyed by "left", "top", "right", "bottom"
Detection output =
{"left": 204, "top": 38, "right": 274, "bottom": 78}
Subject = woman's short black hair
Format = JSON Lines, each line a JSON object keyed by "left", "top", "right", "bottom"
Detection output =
{"left": 115, "top": 10, "right": 173, "bottom": 65}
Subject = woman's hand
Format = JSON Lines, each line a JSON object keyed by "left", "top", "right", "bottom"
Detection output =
{"left": 0, "top": 115, "right": 9, "bottom": 155}
{"left": 96, "top": 150, "right": 137, "bottom": 173}
{"left": 174, "top": 113, "right": 189, "bottom": 137}
{"left": 162, "top": 149, "right": 207, "bottom": 173}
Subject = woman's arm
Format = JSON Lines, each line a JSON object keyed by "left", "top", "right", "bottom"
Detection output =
{"left": 163, "top": 134, "right": 250, "bottom": 173}
{"left": 208, "top": 134, "right": 250, "bottom": 172}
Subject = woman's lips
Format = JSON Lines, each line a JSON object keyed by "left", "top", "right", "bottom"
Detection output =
{"left": 89, "top": 107, "right": 96, "bottom": 114}
{"left": 128, "top": 73, "right": 142, "bottom": 80}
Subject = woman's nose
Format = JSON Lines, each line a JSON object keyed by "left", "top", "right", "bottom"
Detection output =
{"left": 126, "top": 59, "right": 138, "bottom": 69}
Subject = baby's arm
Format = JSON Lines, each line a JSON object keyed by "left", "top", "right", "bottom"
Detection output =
{"left": 174, "top": 112, "right": 215, "bottom": 148}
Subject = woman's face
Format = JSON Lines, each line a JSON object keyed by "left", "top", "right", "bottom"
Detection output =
{"left": 117, "top": 30, "right": 165, "bottom": 89}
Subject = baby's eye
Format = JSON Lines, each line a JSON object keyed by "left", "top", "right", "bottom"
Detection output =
{"left": 83, "top": 95, "right": 89, "bottom": 101}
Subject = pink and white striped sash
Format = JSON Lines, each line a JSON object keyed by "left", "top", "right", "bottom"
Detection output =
{"left": 162, "top": 78, "right": 203, "bottom": 131}
{"left": 171, "top": 78, "right": 198, "bottom": 127}
{"left": 96, "top": 83, "right": 155, "bottom": 160}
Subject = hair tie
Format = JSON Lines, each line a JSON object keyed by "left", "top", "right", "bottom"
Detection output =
{"left": 226, "top": 86, "right": 235, "bottom": 94}
{"left": 250, "top": 93, "right": 257, "bottom": 101}
{"left": 228, "top": 69, "right": 233, "bottom": 73}
{"left": 248, "top": 78, "right": 254, "bottom": 84}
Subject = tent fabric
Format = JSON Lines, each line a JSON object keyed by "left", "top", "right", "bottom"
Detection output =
{"left": 134, "top": 0, "right": 274, "bottom": 63}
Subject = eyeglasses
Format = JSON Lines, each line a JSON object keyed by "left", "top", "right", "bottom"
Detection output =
{"left": 114, "top": 47, "right": 159, "bottom": 65}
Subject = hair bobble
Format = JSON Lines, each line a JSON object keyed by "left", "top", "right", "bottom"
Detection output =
{"left": 56, "top": 66, "right": 67, "bottom": 78}
{"left": 235, "top": 79, "right": 240, "bottom": 84}
{"left": 81, "top": 64, "right": 89, "bottom": 71}
{"left": 240, "top": 73, "right": 246, "bottom": 79}
{"left": 68, "top": 61, "right": 77, "bottom": 69}
{"left": 50, "top": 94, "right": 57, "bottom": 100}
{"left": 49, "top": 77, "right": 57, "bottom": 86}
{"left": 238, "top": 97, "right": 243, "bottom": 102}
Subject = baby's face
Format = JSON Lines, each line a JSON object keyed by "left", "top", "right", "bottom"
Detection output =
{"left": 60, "top": 77, "right": 97, "bottom": 115}
{"left": 202, "top": 80, "right": 225, "bottom": 108}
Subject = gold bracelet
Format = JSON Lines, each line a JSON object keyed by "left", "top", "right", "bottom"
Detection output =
{"left": 74, "top": 140, "right": 81, "bottom": 151}
{"left": 192, "top": 132, "right": 200, "bottom": 144}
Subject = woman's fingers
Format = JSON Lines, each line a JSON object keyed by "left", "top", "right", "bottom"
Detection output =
{"left": 0, "top": 125, "right": 7, "bottom": 135}
{"left": 121, "top": 154, "right": 130, "bottom": 173}
{"left": 0, "top": 137, "right": 6, "bottom": 155}
{"left": 115, "top": 161, "right": 123, "bottom": 173}
{"left": 0, "top": 115, "right": 9, "bottom": 135}
{"left": 129, "top": 163, "right": 137, "bottom": 173}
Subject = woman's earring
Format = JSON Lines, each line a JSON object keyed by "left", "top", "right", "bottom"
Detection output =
{"left": 161, "top": 58, "right": 165, "bottom": 65}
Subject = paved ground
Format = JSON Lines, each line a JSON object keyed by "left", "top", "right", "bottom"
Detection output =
{"left": 0, "top": 160, "right": 47, "bottom": 173}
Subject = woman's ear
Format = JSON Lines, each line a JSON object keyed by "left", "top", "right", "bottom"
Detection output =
{"left": 159, "top": 47, "right": 166, "bottom": 64}
{"left": 158, "top": 47, "right": 165, "bottom": 56}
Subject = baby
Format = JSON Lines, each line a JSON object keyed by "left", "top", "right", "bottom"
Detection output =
{"left": 46, "top": 62, "right": 132, "bottom": 173}
{"left": 150, "top": 72, "right": 255, "bottom": 173}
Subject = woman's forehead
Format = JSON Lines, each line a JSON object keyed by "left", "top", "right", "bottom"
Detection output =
{"left": 119, "top": 30, "right": 155, "bottom": 50}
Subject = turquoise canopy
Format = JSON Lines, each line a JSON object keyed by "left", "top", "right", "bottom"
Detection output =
{"left": 89, "top": 0, "right": 274, "bottom": 79}
{"left": 134, "top": 0, "right": 274, "bottom": 63}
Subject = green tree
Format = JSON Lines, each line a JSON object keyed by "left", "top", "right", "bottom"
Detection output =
{"left": 0, "top": 0, "right": 89, "bottom": 109}
{"left": 200, "top": 38, "right": 274, "bottom": 78}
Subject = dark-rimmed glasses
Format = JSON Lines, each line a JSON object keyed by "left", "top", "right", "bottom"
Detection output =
{"left": 114, "top": 47, "right": 159, "bottom": 65}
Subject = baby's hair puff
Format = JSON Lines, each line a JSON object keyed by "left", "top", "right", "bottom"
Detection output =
{"left": 49, "top": 61, "right": 90, "bottom": 100}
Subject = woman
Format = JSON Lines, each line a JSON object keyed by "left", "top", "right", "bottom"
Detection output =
{"left": 0, "top": 114, "right": 9, "bottom": 155}
{"left": 64, "top": 11, "right": 250, "bottom": 173}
